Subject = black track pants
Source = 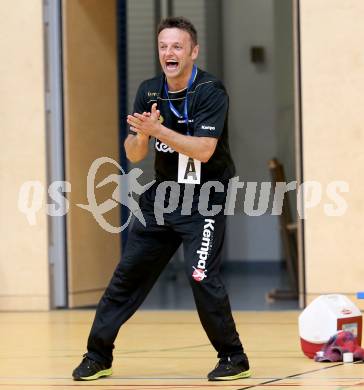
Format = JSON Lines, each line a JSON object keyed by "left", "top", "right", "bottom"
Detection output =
{"left": 86, "top": 183, "right": 244, "bottom": 365}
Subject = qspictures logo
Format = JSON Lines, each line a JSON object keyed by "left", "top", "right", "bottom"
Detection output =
{"left": 192, "top": 218, "right": 215, "bottom": 282}
{"left": 17, "top": 157, "right": 350, "bottom": 233}
{"left": 17, "top": 157, "right": 155, "bottom": 233}
{"left": 77, "top": 158, "right": 155, "bottom": 232}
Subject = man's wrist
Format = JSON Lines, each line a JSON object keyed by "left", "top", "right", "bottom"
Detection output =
{"left": 136, "top": 132, "right": 149, "bottom": 142}
{"left": 154, "top": 123, "right": 166, "bottom": 139}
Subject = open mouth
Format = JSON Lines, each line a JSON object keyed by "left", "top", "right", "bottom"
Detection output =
{"left": 165, "top": 60, "right": 179, "bottom": 71}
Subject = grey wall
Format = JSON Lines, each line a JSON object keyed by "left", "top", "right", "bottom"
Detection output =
{"left": 222, "top": 0, "right": 294, "bottom": 262}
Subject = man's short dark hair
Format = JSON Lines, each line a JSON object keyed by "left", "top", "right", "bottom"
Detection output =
{"left": 157, "top": 16, "right": 198, "bottom": 46}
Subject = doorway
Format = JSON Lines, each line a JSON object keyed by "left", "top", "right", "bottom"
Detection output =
{"left": 52, "top": 0, "right": 299, "bottom": 309}
{"left": 126, "top": 0, "right": 298, "bottom": 310}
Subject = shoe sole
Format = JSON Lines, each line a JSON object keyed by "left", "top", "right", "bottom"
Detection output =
{"left": 73, "top": 368, "right": 113, "bottom": 381}
{"left": 208, "top": 368, "right": 252, "bottom": 381}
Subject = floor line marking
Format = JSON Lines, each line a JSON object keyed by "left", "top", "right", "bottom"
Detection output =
{"left": 0, "top": 383, "right": 359, "bottom": 388}
{"left": 237, "top": 362, "right": 347, "bottom": 390}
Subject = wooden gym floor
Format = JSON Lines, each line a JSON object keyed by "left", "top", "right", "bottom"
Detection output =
{"left": 1, "top": 310, "right": 363, "bottom": 390}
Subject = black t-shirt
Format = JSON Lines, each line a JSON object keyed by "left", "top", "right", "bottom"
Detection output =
{"left": 129, "top": 68, "right": 236, "bottom": 183}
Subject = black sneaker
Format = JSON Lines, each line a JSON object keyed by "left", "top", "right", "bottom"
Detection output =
{"left": 72, "top": 355, "right": 112, "bottom": 381}
{"left": 207, "top": 355, "right": 251, "bottom": 381}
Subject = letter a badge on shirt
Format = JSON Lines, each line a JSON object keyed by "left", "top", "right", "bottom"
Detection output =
{"left": 178, "top": 153, "right": 201, "bottom": 184}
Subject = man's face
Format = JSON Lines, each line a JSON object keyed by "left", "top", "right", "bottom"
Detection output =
{"left": 158, "top": 28, "right": 199, "bottom": 81}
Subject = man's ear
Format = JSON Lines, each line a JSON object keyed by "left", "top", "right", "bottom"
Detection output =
{"left": 191, "top": 44, "right": 199, "bottom": 61}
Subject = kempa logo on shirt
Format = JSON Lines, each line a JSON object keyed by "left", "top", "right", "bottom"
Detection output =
{"left": 201, "top": 125, "right": 215, "bottom": 131}
{"left": 155, "top": 139, "right": 175, "bottom": 153}
{"left": 177, "top": 119, "right": 194, "bottom": 124}
{"left": 192, "top": 218, "right": 215, "bottom": 282}
{"left": 147, "top": 91, "right": 159, "bottom": 97}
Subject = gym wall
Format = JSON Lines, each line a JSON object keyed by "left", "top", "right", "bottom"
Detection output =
{"left": 1, "top": 0, "right": 363, "bottom": 311}
{"left": 299, "top": 0, "right": 364, "bottom": 308}
{"left": 0, "top": 0, "right": 49, "bottom": 310}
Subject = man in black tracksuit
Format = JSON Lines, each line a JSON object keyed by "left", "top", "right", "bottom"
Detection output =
{"left": 73, "top": 16, "right": 251, "bottom": 382}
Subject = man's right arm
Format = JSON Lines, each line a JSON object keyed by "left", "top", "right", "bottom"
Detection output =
{"left": 124, "top": 133, "right": 149, "bottom": 163}
{"left": 124, "top": 81, "right": 150, "bottom": 163}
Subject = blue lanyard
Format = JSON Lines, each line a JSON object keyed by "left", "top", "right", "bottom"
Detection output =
{"left": 164, "top": 64, "right": 197, "bottom": 135}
